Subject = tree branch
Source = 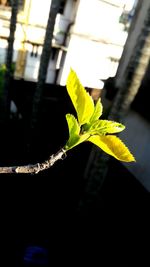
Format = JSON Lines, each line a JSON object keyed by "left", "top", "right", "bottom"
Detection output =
{"left": 0, "top": 148, "right": 66, "bottom": 174}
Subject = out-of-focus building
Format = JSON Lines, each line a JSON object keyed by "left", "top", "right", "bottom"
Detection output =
{"left": 59, "top": 0, "right": 136, "bottom": 89}
{"left": 0, "top": 0, "right": 77, "bottom": 82}
{"left": 115, "top": 0, "right": 149, "bottom": 89}
{"left": 0, "top": 0, "right": 135, "bottom": 89}
{"left": 113, "top": 0, "right": 150, "bottom": 191}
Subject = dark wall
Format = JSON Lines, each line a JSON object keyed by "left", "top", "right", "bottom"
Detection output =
{"left": 131, "top": 60, "right": 150, "bottom": 121}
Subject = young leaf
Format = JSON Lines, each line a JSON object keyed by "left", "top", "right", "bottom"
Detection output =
{"left": 66, "top": 69, "right": 94, "bottom": 125}
{"left": 82, "top": 99, "right": 103, "bottom": 132}
{"left": 65, "top": 114, "right": 90, "bottom": 150}
{"left": 65, "top": 114, "right": 80, "bottom": 149}
{"left": 89, "top": 120, "right": 125, "bottom": 135}
{"left": 89, "top": 98, "right": 103, "bottom": 123}
{"left": 88, "top": 135, "right": 135, "bottom": 162}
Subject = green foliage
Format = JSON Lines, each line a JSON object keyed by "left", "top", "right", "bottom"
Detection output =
{"left": 65, "top": 114, "right": 80, "bottom": 149}
{"left": 64, "top": 69, "right": 135, "bottom": 162}
{"left": 65, "top": 113, "right": 90, "bottom": 150}
{"left": 89, "top": 98, "right": 103, "bottom": 123}
{"left": 88, "top": 135, "right": 135, "bottom": 162}
{"left": 87, "top": 120, "right": 125, "bottom": 135}
{"left": 66, "top": 68, "right": 94, "bottom": 125}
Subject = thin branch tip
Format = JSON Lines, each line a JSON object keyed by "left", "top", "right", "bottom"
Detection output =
{"left": 0, "top": 148, "right": 67, "bottom": 174}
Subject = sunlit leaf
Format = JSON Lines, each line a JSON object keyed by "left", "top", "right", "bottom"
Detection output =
{"left": 66, "top": 69, "right": 94, "bottom": 125}
{"left": 90, "top": 98, "right": 103, "bottom": 123}
{"left": 89, "top": 120, "right": 125, "bottom": 135}
{"left": 88, "top": 135, "right": 135, "bottom": 162}
{"left": 65, "top": 114, "right": 80, "bottom": 149}
{"left": 66, "top": 114, "right": 80, "bottom": 136}
{"left": 65, "top": 69, "right": 135, "bottom": 163}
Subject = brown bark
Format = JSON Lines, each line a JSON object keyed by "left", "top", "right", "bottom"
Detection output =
{"left": 0, "top": 148, "right": 66, "bottom": 174}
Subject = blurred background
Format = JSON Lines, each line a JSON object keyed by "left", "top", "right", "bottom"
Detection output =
{"left": 0, "top": 0, "right": 149, "bottom": 265}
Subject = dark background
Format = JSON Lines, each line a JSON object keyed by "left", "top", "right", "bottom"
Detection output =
{"left": 0, "top": 79, "right": 149, "bottom": 266}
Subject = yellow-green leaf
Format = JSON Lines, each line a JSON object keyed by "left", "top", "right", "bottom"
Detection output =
{"left": 90, "top": 98, "right": 103, "bottom": 123}
{"left": 89, "top": 120, "right": 125, "bottom": 135}
{"left": 66, "top": 113, "right": 80, "bottom": 136}
{"left": 65, "top": 114, "right": 80, "bottom": 149}
{"left": 88, "top": 135, "right": 135, "bottom": 162}
{"left": 66, "top": 69, "right": 94, "bottom": 125}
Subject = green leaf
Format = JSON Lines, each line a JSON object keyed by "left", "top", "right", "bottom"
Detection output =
{"left": 65, "top": 114, "right": 90, "bottom": 150}
{"left": 65, "top": 114, "right": 80, "bottom": 150}
{"left": 66, "top": 69, "right": 94, "bottom": 125}
{"left": 90, "top": 98, "right": 103, "bottom": 123}
{"left": 83, "top": 99, "right": 103, "bottom": 131}
{"left": 65, "top": 69, "right": 135, "bottom": 163}
{"left": 88, "top": 135, "right": 135, "bottom": 162}
{"left": 89, "top": 120, "right": 125, "bottom": 135}
{"left": 66, "top": 114, "right": 80, "bottom": 136}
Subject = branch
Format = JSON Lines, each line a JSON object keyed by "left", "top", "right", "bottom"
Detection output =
{"left": 0, "top": 148, "right": 66, "bottom": 174}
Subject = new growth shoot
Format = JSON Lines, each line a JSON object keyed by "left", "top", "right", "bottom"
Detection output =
{"left": 0, "top": 69, "right": 135, "bottom": 174}
{"left": 64, "top": 69, "right": 135, "bottom": 162}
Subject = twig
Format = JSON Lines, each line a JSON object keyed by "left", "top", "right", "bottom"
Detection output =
{"left": 0, "top": 148, "right": 66, "bottom": 174}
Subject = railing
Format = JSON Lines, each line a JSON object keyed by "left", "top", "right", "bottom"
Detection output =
{"left": 0, "top": 0, "right": 62, "bottom": 122}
